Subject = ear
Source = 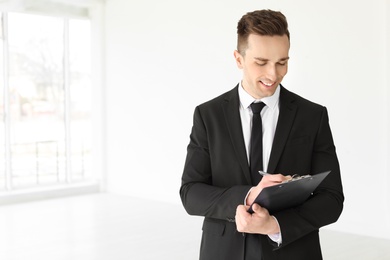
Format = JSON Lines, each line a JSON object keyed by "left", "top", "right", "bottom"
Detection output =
{"left": 233, "top": 50, "right": 244, "bottom": 69}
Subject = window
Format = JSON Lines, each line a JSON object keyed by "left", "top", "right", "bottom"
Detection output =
{"left": 0, "top": 11, "right": 94, "bottom": 191}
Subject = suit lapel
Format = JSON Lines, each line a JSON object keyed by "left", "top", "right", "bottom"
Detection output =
{"left": 267, "top": 87, "right": 297, "bottom": 173}
{"left": 222, "top": 86, "right": 252, "bottom": 184}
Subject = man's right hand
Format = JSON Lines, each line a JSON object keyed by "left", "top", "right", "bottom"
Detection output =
{"left": 246, "top": 174, "right": 291, "bottom": 206}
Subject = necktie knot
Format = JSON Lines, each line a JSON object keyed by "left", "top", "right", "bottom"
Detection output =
{"left": 250, "top": 102, "right": 266, "bottom": 114}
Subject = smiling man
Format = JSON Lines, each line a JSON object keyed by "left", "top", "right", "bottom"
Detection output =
{"left": 235, "top": 33, "right": 289, "bottom": 99}
{"left": 180, "top": 10, "right": 344, "bottom": 260}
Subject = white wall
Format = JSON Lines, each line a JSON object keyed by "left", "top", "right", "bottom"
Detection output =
{"left": 104, "top": 0, "right": 390, "bottom": 239}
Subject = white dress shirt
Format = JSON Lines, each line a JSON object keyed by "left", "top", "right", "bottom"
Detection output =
{"left": 238, "top": 82, "right": 282, "bottom": 245}
{"left": 238, "top": 82, "right": 280, "bottom": 170}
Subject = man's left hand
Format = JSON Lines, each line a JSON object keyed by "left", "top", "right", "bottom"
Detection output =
{"left": 235, "top": 203, "right": 280, "bottom": 235}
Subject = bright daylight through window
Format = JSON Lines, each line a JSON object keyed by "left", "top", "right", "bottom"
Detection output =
{"left": 0, "top": 12, "right": 92, "bottom": 191}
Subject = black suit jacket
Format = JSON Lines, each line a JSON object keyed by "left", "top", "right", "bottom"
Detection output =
{"left": 180, "top": 85, "right": 344, "bottom": 260}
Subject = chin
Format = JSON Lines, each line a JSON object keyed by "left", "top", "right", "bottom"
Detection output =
{"left": 260, "top": 88, "right": 277, "bottom": 97}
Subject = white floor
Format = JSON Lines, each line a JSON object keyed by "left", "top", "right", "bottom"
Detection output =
{"left": 0, "top": 193, "right": 389, "bottom": 260}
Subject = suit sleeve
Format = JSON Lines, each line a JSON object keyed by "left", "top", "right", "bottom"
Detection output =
{"left": 180, "top": 106, "right": 251, "bottom": 221}
{"left": 273, "top": 107, "right": 344, "bottom": 248}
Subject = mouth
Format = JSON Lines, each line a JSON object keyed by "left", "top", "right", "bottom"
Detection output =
{"left": 260, "top": 81, "right": 275, "bottom": 88}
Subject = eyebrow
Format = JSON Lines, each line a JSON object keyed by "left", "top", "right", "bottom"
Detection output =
{"left": 254, "top": 57, "right": 290, "bottom": 62}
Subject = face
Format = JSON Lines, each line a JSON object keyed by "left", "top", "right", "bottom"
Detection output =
{"left": 234, "top": 34, "right": 290, "bottom": 99}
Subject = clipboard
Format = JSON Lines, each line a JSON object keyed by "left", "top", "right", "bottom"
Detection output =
{"left": 248, "top": 170, "right": 331, "bottom": 214}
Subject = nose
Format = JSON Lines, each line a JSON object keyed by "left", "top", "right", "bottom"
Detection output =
{"left": 265, "top": 64, "right": 277, "bottom": 81}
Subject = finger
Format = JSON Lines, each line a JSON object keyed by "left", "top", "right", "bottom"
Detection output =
{"left": 238, "top": 205, "right": 252, "bottom": 218}
{"left": 251, "top": 203, "right": 261, "bottom": 213}
{"left": 268, "top": 174, "right": 287, "bottom": 181}
{"left": 235, "top": 208, "right": 248, "bottom": 232}
{"left": 236, "top": 205, "right": 247, "bottom": 221}
{"left": 263, "top": 173, "right": 290, "bottom": 183}
{"left": 236, "top": 204, "right": 247, "bottom": 214}
{"left": 251, "top": 203, "right": 269, "bottom": 216}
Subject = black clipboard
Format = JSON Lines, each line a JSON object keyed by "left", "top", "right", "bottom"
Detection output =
{"left": 248, "top": 170, "right": 330, "bottom": 214}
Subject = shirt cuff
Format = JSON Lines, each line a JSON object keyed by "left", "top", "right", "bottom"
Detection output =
{"left": 268, "top": 216, "right": 282, "bottom": 246}
{"left": 244, "top": 187, "right": 254, "bottom": 206}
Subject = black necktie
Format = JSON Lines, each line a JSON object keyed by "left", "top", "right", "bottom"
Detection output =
{"left": 250, "top": 102, "right": 266, "bottom": 185}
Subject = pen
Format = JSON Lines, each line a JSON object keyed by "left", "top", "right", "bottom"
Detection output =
{"left": 258, "top": 171, "right": 270, "bottom": 176}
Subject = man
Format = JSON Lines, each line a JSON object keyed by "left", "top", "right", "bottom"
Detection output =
{"left": 180, "top": 9, "right": 344, "bottom": 260}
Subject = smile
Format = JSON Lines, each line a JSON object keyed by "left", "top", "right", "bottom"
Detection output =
{"left": 260, "top": 81, "right": 275, "bottom": 87}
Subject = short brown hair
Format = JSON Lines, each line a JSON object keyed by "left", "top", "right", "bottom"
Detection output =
{"left": 237, "top": 10, "right": 290, "bottom": 54}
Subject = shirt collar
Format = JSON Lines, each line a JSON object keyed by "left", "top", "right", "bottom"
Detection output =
{"left": 238, "top": 81, "right": 280, "bottom": 110}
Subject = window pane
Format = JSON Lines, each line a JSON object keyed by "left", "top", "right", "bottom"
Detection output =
{"left": 69, "top": 19, "right": 92, "bottom": 180}
{"left": 8, "top": 13, "right": 65, "bottom": 187}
